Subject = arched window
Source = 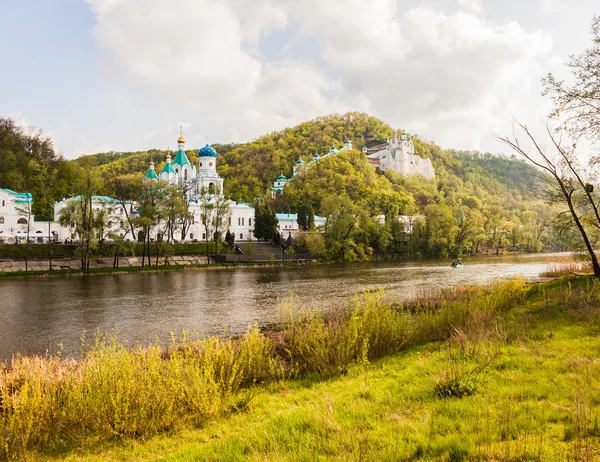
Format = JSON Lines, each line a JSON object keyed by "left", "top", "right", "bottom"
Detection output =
{"left": 240, "top": 233, "right": 243, "bottom": 239}
{"left": 0, "top": 216, "right": 4, "bottom": 224}
{"left": 184, "top": 169, "right": 188, "bottom": 180}
{"left": 190, "top": 233, "right": 194, "bottom": 240}
{"left": 36, "top": 231, "right": 42, "bottom": 234}
{"left": 208, "top": 183, "right": 215, "bottom": 194}
{"left": 1, "top": 200, "right": 4, "bottom": 206}
{"left": 17, "top": 218, "right": 27, "bottom": 225}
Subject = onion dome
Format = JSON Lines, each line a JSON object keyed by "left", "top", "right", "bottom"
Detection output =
{"left": 276, "top": 173, "right": 288, "bottom": 181}
{"left": 145, "top": 161, "right": 159, "bottom": 180}
{"left": 198, "top": 144, "right": 217, "bottom": 157}
{"left": 160, "top": 153, "right": 176, "bottom": 175}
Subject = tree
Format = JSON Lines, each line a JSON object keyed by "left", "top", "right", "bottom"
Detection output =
{"left": 542, "top": 16, "right": 600, "bottom": 141}
{"left": 495, "top": 121, "right": 600, "bottom": 276}
{"left": 225, "top": 229, "right": 235, "bottom": 249}
{"left": 211, "top": 194, "right": 231, "bottom": 254}
{"left": 102, "top": 169, "right": 142, "bottom": 239}
{"left": 162, "top": 184, "right": 189, "bottom": 243}
{"left": 57, "top": 168, "right": 102, "bottom": 270}
{"left": 107, "top": 230, "right": 135, "bottom": 268}
{"left": 253, "top": 204, "right": 278, "bottom": 241}
{"left": 135, "top": 180, "right": 165, "bottom": 266}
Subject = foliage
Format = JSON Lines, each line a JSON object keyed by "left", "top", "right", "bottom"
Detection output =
{"left": 6, "top": 277, "right": 596, "bottom": 461}
{"left": 1, "top": 111, "right": 570, "bottom": 260}
{"left": 253, "top": 204, "right": 278, "bottom": 241}
{"left": 0, "top": 118, "right": 77, "bottom": 219}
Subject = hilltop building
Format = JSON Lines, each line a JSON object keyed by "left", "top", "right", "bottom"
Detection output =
{"left": 267, "top": 133, "right": 434, "bottom": 198}
{"left": 365, "top": 132, "right": 435, "bottom": 179}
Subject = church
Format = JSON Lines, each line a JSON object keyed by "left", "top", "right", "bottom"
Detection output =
{"left": 144, "top": 129, "right": 255, "bottom": 242}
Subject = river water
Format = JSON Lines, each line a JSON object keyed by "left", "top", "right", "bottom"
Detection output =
{"left": 0, "top": 253, "right": 560, "bottom": 362}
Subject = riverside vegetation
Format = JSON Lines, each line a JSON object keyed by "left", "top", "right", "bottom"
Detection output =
{"left": 1, "top": 113, "right": 573, "bottom": 263}
{"left": 3, "top": 275, "right": 600, "bottom": 460}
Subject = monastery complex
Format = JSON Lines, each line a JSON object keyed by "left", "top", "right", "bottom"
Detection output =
{"left": 0, "top": 129, "right": 434, "bottom": 244}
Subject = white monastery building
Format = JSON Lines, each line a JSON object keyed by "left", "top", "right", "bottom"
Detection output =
{"left": 364, "top": 132, "right": 435, "bottom": 180}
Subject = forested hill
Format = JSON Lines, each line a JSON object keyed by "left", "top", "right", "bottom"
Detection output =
{"left": 1, "top": 112, "right": 559, "bottom": 255}
{"left": 70, "top": 112, "right": 539, "bottom": 204}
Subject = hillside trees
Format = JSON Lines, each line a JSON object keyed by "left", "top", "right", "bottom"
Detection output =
{"left": 253, "top": 204, "right": 278, "bottom": 241}
{"left": 0, "top": 117, "right": 76, "bottom": 218}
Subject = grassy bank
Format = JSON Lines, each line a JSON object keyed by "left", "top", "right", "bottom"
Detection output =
{"left": 0, "top": 242, "right": 229, "bottom": 259}
{"left": 2, "top": 276, "right": 600, "bottom": 460}
{"left": 0, "top": 261, "right": 295, "bottom": 280}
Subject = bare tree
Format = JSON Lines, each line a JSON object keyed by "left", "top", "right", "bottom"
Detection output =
{"left": 102, "top": 169, "right": 142, "bottom": 240}
{"left": 495, "top": 121, "right": 600, "bottom": 277}
{"left": 543, "top": 15, "right": 600, "bottom": 141}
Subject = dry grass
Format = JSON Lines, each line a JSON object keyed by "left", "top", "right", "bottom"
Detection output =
{"left": 541, "top": 254, "right": 593, "bottom": 277}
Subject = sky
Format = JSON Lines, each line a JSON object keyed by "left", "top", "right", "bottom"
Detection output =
{"left": 0, "top": 0, "right": 598, "bottom": 159}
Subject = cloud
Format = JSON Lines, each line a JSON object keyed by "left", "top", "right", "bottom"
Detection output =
{"left": 457, "top": 0, "right": 482, "bottom": 14}
{"left": 85, "top": 0, "right": 553, "bottom": 152}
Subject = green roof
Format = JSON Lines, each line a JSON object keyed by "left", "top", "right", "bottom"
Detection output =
{"left": 276, "top": 174, "right": 288, "bottom": 181}
{"left": 161, "top": 162, "right": 176, "bottom": 175}
{"left": 145, "top": 168, "right": 159, "bottom": 180}
{"left": 172, "top": 149, "right": 190, "bottom": 167}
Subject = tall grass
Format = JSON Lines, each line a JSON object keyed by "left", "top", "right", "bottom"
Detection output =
{"left": 0, "top": 278, "right": 528, "bottom": 460}
{"left": 541, "top": 254, "right": 593, "bottom": 277}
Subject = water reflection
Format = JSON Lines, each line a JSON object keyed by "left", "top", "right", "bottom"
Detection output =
{"left": 0, "top": 253, "right": 557, "bottom": 361}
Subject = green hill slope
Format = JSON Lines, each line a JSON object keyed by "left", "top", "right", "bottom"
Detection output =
{"left": 66, "top": 112, "right": 558, "bottom": 257}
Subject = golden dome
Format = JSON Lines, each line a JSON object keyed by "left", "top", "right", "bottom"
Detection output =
{"left": 177, "top": 135, "right": 185, "bottom": 143}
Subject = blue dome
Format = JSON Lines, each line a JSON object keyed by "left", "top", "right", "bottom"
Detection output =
{"left": 198, "top": 144, "right": 217, "bottom": 157}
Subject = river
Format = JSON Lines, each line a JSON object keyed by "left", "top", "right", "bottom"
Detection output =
{"left": 0, "top": 253, "right": 560, "bottom": 362}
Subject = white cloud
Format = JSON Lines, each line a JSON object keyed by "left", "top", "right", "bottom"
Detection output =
{"left": 85, "top": 0, "right": 554, "bottom": 152}
{"left": 457, "top": 0, "right": 482, "bottom": 14}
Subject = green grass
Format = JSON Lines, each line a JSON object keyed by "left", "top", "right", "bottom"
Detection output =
{"left": 4, "top": 276, "right": 600, "bottom": 460}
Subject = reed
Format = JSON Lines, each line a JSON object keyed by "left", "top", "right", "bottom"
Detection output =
{"left": 540, "top": 254, "right": 593, "bottom": 277}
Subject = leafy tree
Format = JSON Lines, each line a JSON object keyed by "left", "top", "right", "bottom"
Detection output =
{"left": 135, "top": 181, "right": 165, "bottom": 266}
{"left": 225, "top": 229, "right": 235, "bottom": 249}
{"left": 211, "top": 194, "right": 231, "bottom": 254}
{"left": 253, "top": 204, "right": 278, "bottom": 241}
